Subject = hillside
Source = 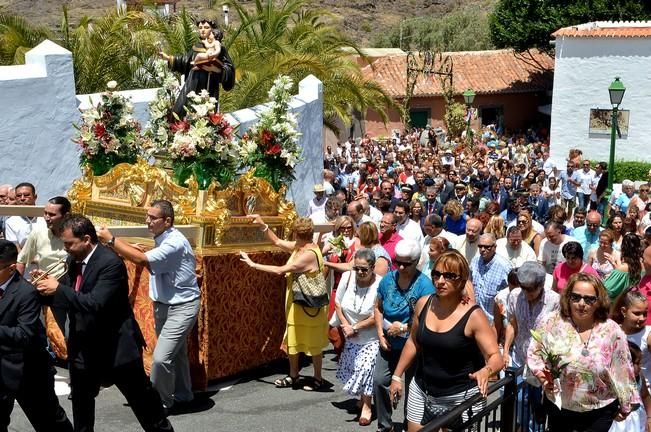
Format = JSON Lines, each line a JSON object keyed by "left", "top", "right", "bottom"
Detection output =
{"left": 0, "top": 0, "right": 489, "bottom": 47}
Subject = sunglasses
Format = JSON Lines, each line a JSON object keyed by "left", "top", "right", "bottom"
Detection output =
{"left": 431, "top": 270, "right": 460, "bottom": 281}
{"left": 517, "top": 220, "right": 528, "bottom": 225}
{"left": 569, "top": 292, "right": 598, "bottom": 306}
{"left": 394, "top": 259, "right": 415, "bottom": 268}
{"left": 478, "top": 244, "right": 495, "bottom": 249}
{"left": 353, "top": 266, "right": 370, "bottom": 273}
{"left": 586, "top": 223, "right": 599, "bottom": 228}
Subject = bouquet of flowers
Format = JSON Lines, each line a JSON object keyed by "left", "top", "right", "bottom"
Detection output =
{"left": 167, "top": 89, "right": 238, "bottom": 189}
{"left": 144, "top": 59, "right": 180, "bottom": 151}
{"left": 530, "top": 329, "right": 571, "bottom": 409}
{"left": 73, "top": 81, "right": 143, "bottom": 176}
{"left": 239, "top": 75, "right": 302, "bottom": 191}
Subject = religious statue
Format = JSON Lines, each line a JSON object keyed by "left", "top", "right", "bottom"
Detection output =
{"left": 159, "top": 19, "right": 236, "bottom": 117}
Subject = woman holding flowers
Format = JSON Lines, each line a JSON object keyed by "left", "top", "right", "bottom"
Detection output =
{"left": 527, "top": 273, "right": 639, "bottom": 431}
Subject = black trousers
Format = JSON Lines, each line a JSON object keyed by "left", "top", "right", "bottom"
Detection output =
{"left": 0, "top": 352, "right": 73, "bottom": 432}
{"left": 70, "top": 359, "right": 173, "bottom": 432}
{"left": 545, "top": 396, "right": 619, "bottom": 432}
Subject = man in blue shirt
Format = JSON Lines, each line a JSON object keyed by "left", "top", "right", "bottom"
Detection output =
{"left": 571, "top": 211, "right": 602, "bottom": 260}
{"left": 470, "top": 233, "right": 512, "bottom": 323}
{"left": 98, "top": 200, "right": 201, "bottom": 413}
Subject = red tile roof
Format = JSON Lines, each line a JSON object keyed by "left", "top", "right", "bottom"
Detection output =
{"left": 553, "top": 22, "right": 651, "bottom": 38}
{"left": 362, "top": 49, "right": 553, "bottom": 99}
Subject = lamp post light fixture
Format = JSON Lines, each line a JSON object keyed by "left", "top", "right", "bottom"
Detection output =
{"left": 606, "top": 77, "right": 626, "bottom": 209}
{"left": 223, "top": 5, "right": 230, "bottom": 26}
{"left": 463, "top": 88, "right": 476, "bottom": 146}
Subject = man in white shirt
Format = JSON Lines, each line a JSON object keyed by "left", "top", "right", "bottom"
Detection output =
{"left": 308, "top": 184, "right": 327, "bottom": 216}
{"left": 393, "top": 201, "right": 423, "bottom": 244}
{"left": 538, "top": 221, "right": 576, "bottom": 274}
{"left": 5, "top": 182, "right": 44, "bottom": 251}
{"left": 453, "top": 218, "right": 483, "bottom": 264}
{"left": 496, "top": 226, "right": 537, "bottom": 267}
{"left": 576, "top": 160, "right": 595, "bottom": 211}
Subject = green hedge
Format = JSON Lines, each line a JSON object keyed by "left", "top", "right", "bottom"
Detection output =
{"left": 589, "top": 160, "right": 651, "bottom": 184}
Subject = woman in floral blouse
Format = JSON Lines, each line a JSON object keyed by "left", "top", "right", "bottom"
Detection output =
{"left": 527, "top": 273, "right": 639, "bottom": 431}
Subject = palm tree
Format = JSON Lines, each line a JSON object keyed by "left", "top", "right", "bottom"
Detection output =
{"left": 220, "top": 0, "right": 395, "bottom": 133}
{"left": 0, "top": 12, "right": 52, "bottom": 65}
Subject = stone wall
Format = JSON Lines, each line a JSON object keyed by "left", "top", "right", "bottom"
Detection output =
{"left": 0, "top": 40, "right": 323, "bottom": 216}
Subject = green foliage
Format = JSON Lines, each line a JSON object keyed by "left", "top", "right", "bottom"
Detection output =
{"left": 444, "top": 102, "right": 468, "bottom": 138}
{"left": 0, "top": 2, "right": 395, "bottom": 133}
{"left": 490, "top": 0, "right": 651, "bottom": 53}
{"left": 220, "top": 0, "right": 396, "bottom": 133}
{"left": 372, "top": 2, "right": 495, "bottom": 51}
{"left": 0, "top": 13, "right": 52, "bottom": 64}
{"left": 589, "top": 160, "right": 651, "bottom": 184}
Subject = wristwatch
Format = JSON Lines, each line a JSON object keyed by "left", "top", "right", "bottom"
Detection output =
{"left": 399, "top": 324, "right": 405, "bottom": 333}
{"left": 352, "top": 324, "right": 359, "bottom": 334}
{"left": 107, "top": 236, "right": 116, "bottom": 247}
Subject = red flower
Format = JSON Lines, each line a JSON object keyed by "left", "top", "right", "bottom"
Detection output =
{"left": 170, "top": 120, "right": 190, "bottom": 133}
{"left": 209, "top": 112, "right": 223, "bottom": 126}
{"left": 220, "top": 125, "right": 233, "bottom": 138}
{"left": 94, "top": 123, "right": 106, "bottom": 138}
{"left": 261, "top": 129, "right": 274, "bottom": 145}
{"left": 265, "top": 144, "right": 282, "bottom": 156}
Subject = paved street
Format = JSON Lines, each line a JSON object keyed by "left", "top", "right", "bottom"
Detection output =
{"left": 9, "top": 349, "right": 407, "bottom": 432}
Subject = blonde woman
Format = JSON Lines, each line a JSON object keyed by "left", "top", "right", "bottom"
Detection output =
{"left": 443, "top": 199, "right": 467, "bottom": 235}
{"left": 516, "top": 210, "right": 543, "bottom": 256}
{"left": 485, "top": 215, "right": 506, "bottom": 239}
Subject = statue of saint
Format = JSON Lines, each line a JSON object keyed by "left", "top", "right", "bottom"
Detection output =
{"left": 159, "top": 19, "right": 236, "bottom": 117}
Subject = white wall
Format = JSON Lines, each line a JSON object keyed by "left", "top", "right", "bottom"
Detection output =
{"left": 550, "top": 36, "right": 651, "bottom": 168}
{"left": 0, "top": 40, "right": 323, "bottom": 216}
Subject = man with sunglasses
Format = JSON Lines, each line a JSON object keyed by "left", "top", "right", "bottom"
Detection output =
{"left": 571, "top": 211, "right": 602, "bottom": 260}
{"left": 469, "top": 233, "right": 512, "bottom": 323}
{"left": 97, "top": 200, "right": 200, "bottom": 414}
{"left": 576, "top": 161, "right": 595, "bottom": 211}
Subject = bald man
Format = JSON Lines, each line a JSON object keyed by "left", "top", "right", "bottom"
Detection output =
{"left": 453, "top": 218, "right": 483, "bottom": 264}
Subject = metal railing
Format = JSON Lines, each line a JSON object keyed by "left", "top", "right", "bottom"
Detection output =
{"left": 421, "top": 367, "right": 547, "bottom": 432}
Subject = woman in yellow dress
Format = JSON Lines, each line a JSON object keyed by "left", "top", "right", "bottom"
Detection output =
{"left": 240, "top": 215, "right": 329, "bottom": 391}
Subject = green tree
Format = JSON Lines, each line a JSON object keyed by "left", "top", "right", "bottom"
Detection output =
{"left": 220, "top": 0, "right": 395, "bottom": 132}
{"left": 490, "top": 0, "right": 651, "bottom": 54}
{"left": 0, "top": 13, "right": 52, "bottom": 64}
{"left": 373, "top": 2, "right": 495, "bottom": 52}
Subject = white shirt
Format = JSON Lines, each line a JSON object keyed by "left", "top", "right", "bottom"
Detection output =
{"left": 308, "top": 195, "right": 327, "bottom": 215}
{"left": 542, "top": 159, "right": 556, "bottom": 177}
{"left": 495, "top": 238, "right": 537, "bottom": 267}
{"left": 368, "top": 206, "right": 383, "bottom": 227}
{"left": 5, "top": 216, "right": 45, "bottom": 248}
{"left": 537, "top": 235, "right": 576, "bottom": 274}
{"left": 335, "top": 271, "right": 380, "bottom": 345}
{"left": 577, "top": 169, "right": 595, "bottom": 195}
{"left": 396, "top": 218, "right": 423, "bottom": 244}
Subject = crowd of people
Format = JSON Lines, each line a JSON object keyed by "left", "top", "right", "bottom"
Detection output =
{"left": 3, "top": 123, "right": 651, "bottom": 432}
{"left": 289, "top": 127, "right": 651, "bottom": 431}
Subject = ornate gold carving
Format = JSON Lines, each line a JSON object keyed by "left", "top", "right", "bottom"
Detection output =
{"left": 67, "top": 163, "right": 297, "bottom": 250}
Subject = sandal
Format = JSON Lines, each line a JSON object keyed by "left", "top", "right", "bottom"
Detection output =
{"left": 274, "top": 375, "right": 299, "bottom": 389}
{"left": 302, "top": 377, "right": 325, "bottom": 391}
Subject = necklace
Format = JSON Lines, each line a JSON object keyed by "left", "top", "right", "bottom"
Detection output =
{"left": 353, "top": 283, "right": 370, "bottom": 314}
{"left": 573, "top": 320, "right": 594, "bottom": 356}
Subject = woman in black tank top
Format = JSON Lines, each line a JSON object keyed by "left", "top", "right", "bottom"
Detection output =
{"left": 388, "top": 250, "right": 504, "bottom": 430}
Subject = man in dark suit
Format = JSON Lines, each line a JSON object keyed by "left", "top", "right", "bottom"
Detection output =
{"left": 0, "top": 240, "right": 72, "bottom": 432}
{"left": 483, "top": 178, "right": 509, "bottom": 212}
{"left": 35, "top": 215, "right": 173, "bottom": 432}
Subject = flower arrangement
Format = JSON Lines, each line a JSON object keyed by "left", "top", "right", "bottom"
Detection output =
{"left": 239, "top": 75, "right": 302, "bottom": 191}
{"left": 73, "top": 81, "right": 143, "bottom": 176}
{"left": 530, "top": 329, "right": 571, "bottom": 409}
{"left": 167, "top": 89, "right": 238, "bottom": 189}
{"left": 145, "top": 59, "right": 180, "bottom": 151}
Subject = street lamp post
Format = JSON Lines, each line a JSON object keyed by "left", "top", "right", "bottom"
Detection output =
{"left": 463, "top": 88, "right": 476, "bottom": 147}
{"left": 605, "top": 77, "right": 626, "bottom": 213}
